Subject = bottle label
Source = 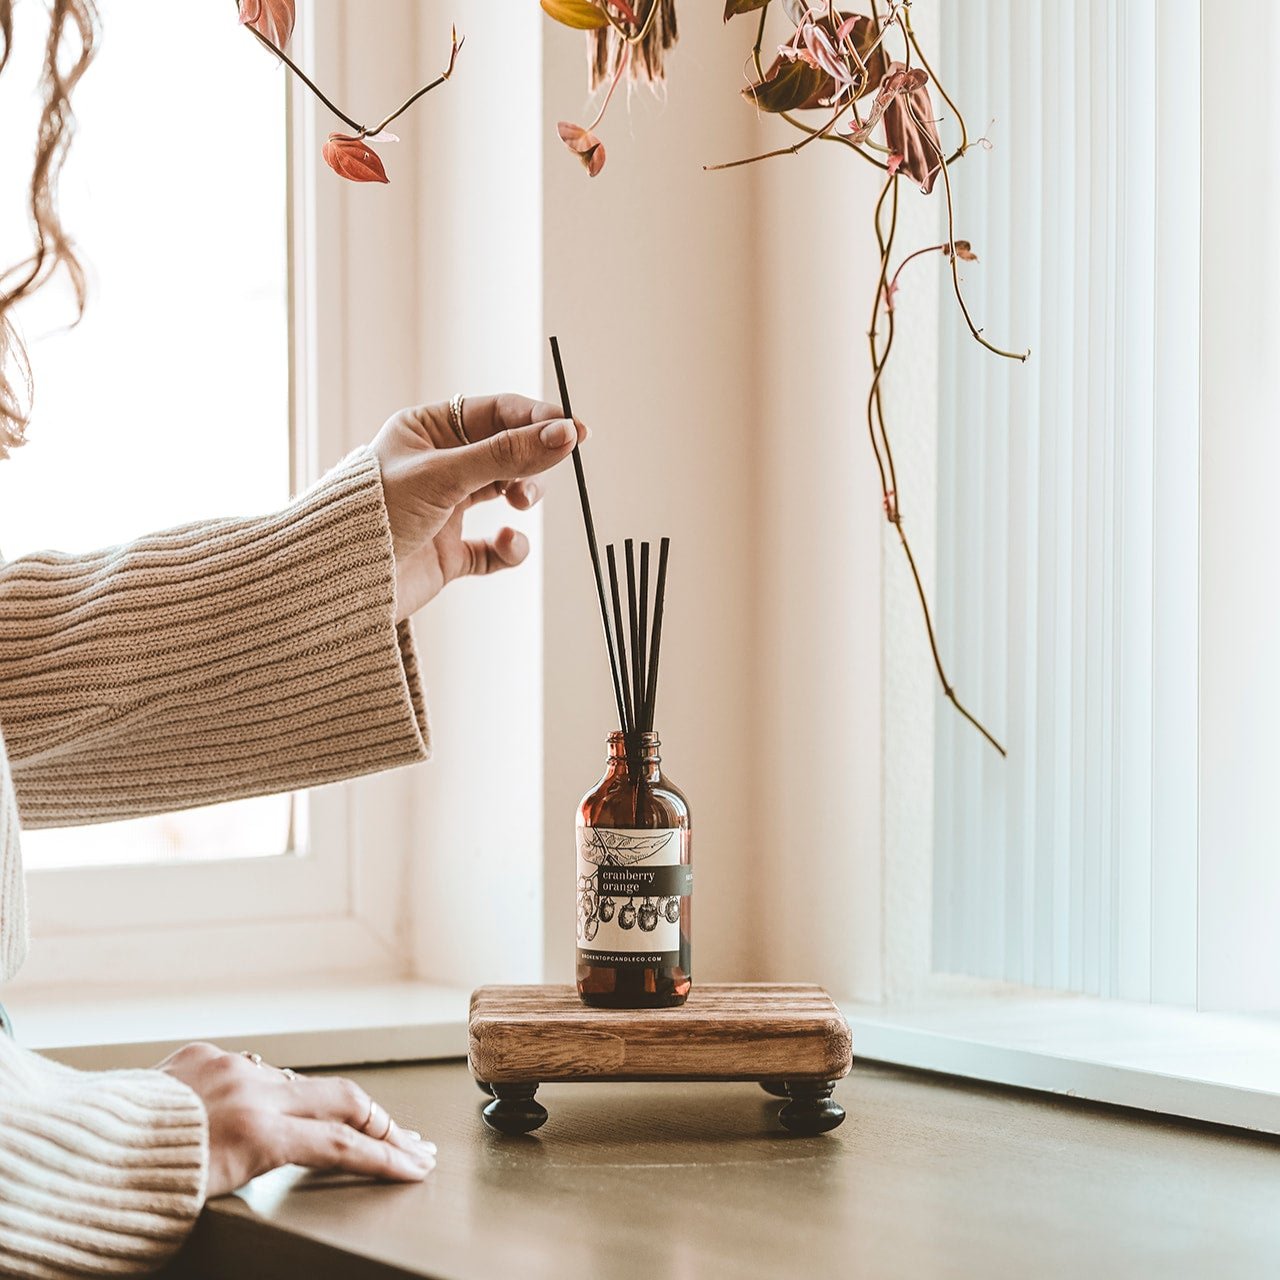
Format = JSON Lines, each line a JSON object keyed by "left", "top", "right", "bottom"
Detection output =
{"left": 577, "top": 826, "right": 690, "bottom": 968}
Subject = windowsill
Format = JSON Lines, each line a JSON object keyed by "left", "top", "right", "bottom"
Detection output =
{"left": 842, "top": 990, "right": 1280, "bottom": 1136}
{"left": 10, "top": 979, "right": 1277, "bottom": 1139}
{"left": 4, "top": 978, "right": 470, "bottom": 1071}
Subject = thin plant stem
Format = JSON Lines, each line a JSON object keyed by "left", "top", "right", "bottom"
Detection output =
{"left": 588, "top": 42, "right": 630, "bottom": 132}
{"left": 903, "top": 7, "right": 968, "bottom": 158}
{"left": 246, "top": 24, "right": 361, "bottom": 132}
{"left": 368, "top": 29, "right": 464, "bottom": 136}
{"left": 893, "top": 519, "right": 1008, "bottom": 756}
{"left": 906, "top": 95, "right": 1030, "bottom": 362}
{"left": 867, "top": 180, "right": 1007, "bottom": 755}
{"left": 864, "top": 175, "right": 897, "bottom": 505}
{"left": 245, "top": 17, "right": 462, "bottom": 141}
{"left": 704, "top": 103, "right": 849, "bottom": 172}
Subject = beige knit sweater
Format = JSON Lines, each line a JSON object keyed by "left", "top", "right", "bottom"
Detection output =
{"left": 0, "top": 448, "right": 430, "bottom": 1276}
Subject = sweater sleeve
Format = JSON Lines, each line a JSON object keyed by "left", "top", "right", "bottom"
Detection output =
{"left": 0, "top": 1033, "right": 206, "bottom": 1278}
{"left": 0, "top": 448, "right": 429, "bottom": 827}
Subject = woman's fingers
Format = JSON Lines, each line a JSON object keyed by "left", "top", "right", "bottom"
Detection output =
{"left": 431, "top": 417, "right": 586, "bottom": 504}
{"left": 271, "top": 1115, "right": 435, "bottom": 1182}
{"left": 463, "top": 477, "right": 543, "bottom": 511}
{"left": 283, "top": 1074, "right": 372, "bottom": 1125}
{"left": 282, "top": 1075, "right": 435, "bottom": 1159}
{"left": 395, "top": 395, "right": 582, "bottom": 453}
{"left": 456, "top": 394, "right": 571, "bottom": 443}
{"left": 460, "top": 527, "right": 529, "bottom": 578}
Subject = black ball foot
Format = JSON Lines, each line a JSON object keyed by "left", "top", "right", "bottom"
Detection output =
{"left": 482, "top": 1083, "right": 547, "bottom": 1135}
{"left": 759, "top": 1080, "right": 790, "bottom": 1099}
{"left": 475, "top": 1079, "right": 495, "bottom": 1096}
{"left": 777, "top": 1081, "right": 845, "bottom": 1135}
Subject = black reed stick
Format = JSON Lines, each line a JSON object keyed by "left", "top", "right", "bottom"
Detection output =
{"left": 606, "top": 544, "right": 635, "bottom": 736}
{"left": 625, "top": 540, "right": 642, "bottom": 730}
{"left": 637, "top": 541, "right": 650, "bottom": 723}
{"left": 642, "top": 537, "right": 671, "bottom": 732}
{"left": 550, "top": 337, "right": 629, "bottom": 736}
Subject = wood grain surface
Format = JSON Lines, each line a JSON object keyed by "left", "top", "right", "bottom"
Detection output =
{"left": 468, "top": 983, "right": 853, "bottom": 1083}
{"left": 168, "top": 1059, "right": 1280, "bottom": 1280}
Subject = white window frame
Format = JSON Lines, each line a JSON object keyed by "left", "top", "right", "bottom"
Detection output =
{"left": 9, "top": 1, "right": 551, "bottom": 1035}
{"left": 9, "top": 5, "right": 418, "bottom": 996}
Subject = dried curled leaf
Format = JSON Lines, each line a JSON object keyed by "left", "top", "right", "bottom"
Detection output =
{"left": 238, "top": 0, "right": 295, "bottom": 51}
{"left": 588, "top": 0, "right": 678, "bottom": 90}
{"left": 541, "top": 0, "right": 609, "bottom": 30}
{"left": 557, "top": 121, "right": 607, "bottom": 177}
{"left": 322, "top": 133, "right": 390, "bottom": 184}
{"left": 943, "top": 240, "right": 979, "bottom": 261}
{"left": 885, "top": 61, "right": 947, "bottom": 192}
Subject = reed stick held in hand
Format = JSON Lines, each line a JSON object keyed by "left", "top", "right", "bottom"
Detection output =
{"left": 549, "top": 337, "right": 629, "bottom": 736}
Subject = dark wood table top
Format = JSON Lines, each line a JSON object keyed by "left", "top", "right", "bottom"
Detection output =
{"left": 166, "top": 1058, "right": 1280, "bottom": 1279}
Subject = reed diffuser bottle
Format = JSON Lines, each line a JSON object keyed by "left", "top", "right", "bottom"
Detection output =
{"left": 577, "top": 732, "right": 691, "bottom": 1007}
{"left": 548, "top": 338, "right": 690, "bottom": 1009}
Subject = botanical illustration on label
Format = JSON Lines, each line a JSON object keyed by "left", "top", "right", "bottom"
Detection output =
{"left": 576, "top": 826, "right": 691, "bottom": 968}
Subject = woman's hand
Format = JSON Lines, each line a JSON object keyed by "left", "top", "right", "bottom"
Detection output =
{"left": 158, "top": 1043, "right": 434, "bottom": 1197}
{"left": 370, "top": 394, "right": 587, "bottom": 622}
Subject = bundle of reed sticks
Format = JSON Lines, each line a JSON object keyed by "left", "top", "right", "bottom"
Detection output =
{"left": 550, "top": 336, "right": 671, "bottom": 744}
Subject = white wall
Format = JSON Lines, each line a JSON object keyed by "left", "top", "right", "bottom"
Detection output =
{"left": 409, "top": 0, "right": 548, "bottom": 987}
{"left": 539, "top": 6, "right": 768, "bottom": 983}
{"left": 753, "top": 141, "right": 885, "bottom": 998}
{"left": 391, "top": 4, "right": 887, "bottom": 995}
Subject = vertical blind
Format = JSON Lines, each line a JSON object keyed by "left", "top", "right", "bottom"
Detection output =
{"left": 931, "top": 0, "right": 1201, "bottom": 1003}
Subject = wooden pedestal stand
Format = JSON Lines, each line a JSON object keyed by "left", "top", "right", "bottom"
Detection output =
{"left": 468, "top": 983, "right": 853, "bottom": 1136}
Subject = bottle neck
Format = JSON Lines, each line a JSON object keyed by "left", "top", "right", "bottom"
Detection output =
{"left": 606, "top": 731, "right": 661, "bottom": 782}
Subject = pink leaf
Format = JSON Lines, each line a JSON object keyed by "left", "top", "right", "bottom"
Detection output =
{"left": 239, "top": 0, "right": 295, "bottom": 51}
{"left": 557, "top": 120, "right": 607, "bottom": 177}
{"left": 887, "top": 152, "right": 904, "bottom": 176}
{"left": 322, "top": 133, "right": 390, "bottom": 184}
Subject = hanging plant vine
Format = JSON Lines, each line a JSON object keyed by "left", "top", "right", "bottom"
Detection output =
{"left": 542, "top": 0, "right": 1029, "bottom": 756}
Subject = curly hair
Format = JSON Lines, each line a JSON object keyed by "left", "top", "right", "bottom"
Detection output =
{"left": 0, "top": 0, "right": 99, "bottom": 458}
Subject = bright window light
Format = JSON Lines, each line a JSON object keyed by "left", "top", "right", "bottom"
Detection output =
{"left": 0, "top": 1, "right": 296, "bottom": 868}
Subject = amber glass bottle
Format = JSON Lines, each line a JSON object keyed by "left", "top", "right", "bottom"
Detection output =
{"left": 576, "top": 731, "right": 691, "bottom": 1008}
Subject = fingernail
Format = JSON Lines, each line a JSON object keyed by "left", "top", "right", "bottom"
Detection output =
{"left": 577, "top": 418, "right": 591, "bottom": 440}
{"left": 521, "top": 481, "right": 543, "bottom": 504}
{"left": 419, "top": 1140, "right": 437, "bottom": 1156}
{"left": 509, "top": 531, "right": 530, "bottom": 560}
{"left": 540, "top": 418, "right": 574, "bottom": 449}
{"left": 397, "top": 1149, "right": 432, "bottom": 1176}
{"left": 404, "top": 1130, "right": 422, "bottom": 1142}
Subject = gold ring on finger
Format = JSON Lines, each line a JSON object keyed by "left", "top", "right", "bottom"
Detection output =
{"left": 362, "top": 1099, "right": 393, "bottom": 1141}
{"left": 241, "top": 1051, "right": 264, "bottom": 1068}
{"left": 448, "top": 393, "right": 469, "bottom": 445}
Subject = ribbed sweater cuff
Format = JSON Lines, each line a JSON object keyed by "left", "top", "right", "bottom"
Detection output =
{"left": 1, "top": 447, "right": 430, "bottom": 826}
{"left": 0, "top": 1038, "right": 206, "bottom": 1278}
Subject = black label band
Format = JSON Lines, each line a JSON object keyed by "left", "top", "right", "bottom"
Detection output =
{"left": 595, "top": 865, "right": 692, "bottom": 898}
